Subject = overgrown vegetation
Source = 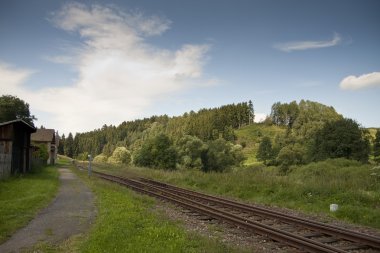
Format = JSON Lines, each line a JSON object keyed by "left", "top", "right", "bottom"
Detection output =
{"left": 93, "top": 158, "right": 380, "bottom": 229}
{"left": 60, "top": 102, "right": 253, "bottom": 172}
{"left": 61, "top": 163, "right": 243, "bottom": 253}
{"left": 0, "top": 164, "right": 59, "bottom": 243}
{"left": 58, "top": 99, "right": 375, "bottom": 173}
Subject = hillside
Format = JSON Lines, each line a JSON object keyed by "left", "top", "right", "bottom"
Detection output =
{"left": 59, "top": 99, "right": 377, "bottom": 170}
{"left": 235, "top": 124, "right": 286, "bottom": 165}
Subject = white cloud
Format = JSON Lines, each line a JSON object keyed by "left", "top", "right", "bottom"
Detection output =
{"left": 1, "top": 3, "right": 212, "bottom": 134}
{"left": 340, "top": 71, "right": 380, "bottom": 90}
{"left": 274, "top": 33, "right": 341, "bottom": 52}
{"left": 254, "top": 113, "right": 267, "bottom": 123}
{"left": 0, "top": 63, "right": 34, "bottom": 93}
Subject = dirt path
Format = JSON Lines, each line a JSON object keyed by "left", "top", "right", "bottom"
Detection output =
{"left": 0, "top": 167, "right": 96, "bottom": 253}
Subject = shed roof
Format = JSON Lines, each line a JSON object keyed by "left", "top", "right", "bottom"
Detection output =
{"left": 31, "top": 129, "right": 55, "bottom": 142}
{"left": 0, "top": 119, "right": 36, "bottom": 132}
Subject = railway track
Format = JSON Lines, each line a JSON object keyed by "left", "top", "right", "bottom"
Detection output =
{"left": 91, "top": 170, "right": 380, "bottom": 252}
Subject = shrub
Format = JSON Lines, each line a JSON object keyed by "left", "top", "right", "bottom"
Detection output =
{"left": 108, "top": 147, "right": 131, "bottom": 165}
{"left": 93, "top": 154, "right": 108, "bottom": 163}
{"left": 34, "top": 144, "right": 49, "bottom": 161}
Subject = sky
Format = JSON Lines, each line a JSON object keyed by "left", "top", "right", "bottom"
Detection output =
{"left": 1, "top": 0, "right": 379, "bottom": 135}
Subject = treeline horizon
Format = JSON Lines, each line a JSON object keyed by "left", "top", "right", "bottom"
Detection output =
{"left": 57, "top": 99, "right": 380, "bottom": 171}
{"left": 59, "top": 101, "right": 255, "bottom": 171}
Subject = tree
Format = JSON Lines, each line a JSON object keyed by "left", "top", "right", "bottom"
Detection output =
{"left": 313, "top": 118, "right": 370, "bottom": 163}
{"left": 256, "top": 137, "right": 274, "bottom": 165}
{"left": 276, "top": 143, "right": 306, "bottom": 171}
{"left": 201, "top": 138, "right": 243, "bottom": 172}
{"left": 58, "top": 134, "right": 65, "bottom": 155}
{"left": 0, "top": 95, "right": 36, "bottom": 125}
{"left": 177, "top": 135, "right": 206, "bottom": 169}
{"left": 65, "top": 133, "right": 74, "bottom": 158}
{"left": 374, "top": 130, "right": 380, "bottom": 164}
{"left": 134, "top": 134, "right": 177, "bottom": 170}
{"left": 248, "top": 100, "right": 255, "bottom": 124}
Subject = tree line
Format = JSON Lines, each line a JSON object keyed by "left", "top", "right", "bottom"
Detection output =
{"left": 2, "top": 95, "right": 378, "bottom": 172}
{"left": 59, "top": 101, "right": 254, "bottom": 171}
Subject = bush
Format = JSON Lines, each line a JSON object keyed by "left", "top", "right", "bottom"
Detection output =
{"left": 34, "top": 144, "right": 49, "bottom": 162}
{"left": 76, "top": 152, "right": 89, "bottom": 161}
{"left": 93, "top": 154, "right": 108, "bottom": 163}
{"left": 108, "top": 147, "right": 131, "bottom": 165}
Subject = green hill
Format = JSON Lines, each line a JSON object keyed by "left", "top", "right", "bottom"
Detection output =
{"left": 235, "top": 124, "right": 286, "bottom": 165}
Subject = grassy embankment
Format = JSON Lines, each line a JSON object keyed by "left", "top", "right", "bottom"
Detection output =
{"left": 235, "top": 124, "right": 286, "bottom": 165}
{"left": 0, "top": 162, "right": 60, "bottom": 243}
{"left": 38, "top": 157, "right": 243, "bottom": 253}
{"left": 92, "top": 159, "right": 380, "bottom": 230}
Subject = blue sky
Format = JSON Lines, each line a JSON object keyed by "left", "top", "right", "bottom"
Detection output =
{"left": 1, "top": 0, "right": 379, "bottom": 134}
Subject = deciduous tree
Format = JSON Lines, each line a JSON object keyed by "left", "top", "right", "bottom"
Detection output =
{"left": 256, "top": 136, "right": 274, "bottom": 165}
{"left": 313, "top": 118, "right": 370, "bottom": 163}
{"left": 0, "top": 95, "right": 36, "bottom": 125}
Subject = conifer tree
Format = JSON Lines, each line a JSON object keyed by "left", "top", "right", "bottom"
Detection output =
{"left": 65, "top": 133, "right": 74, "bottom": 158}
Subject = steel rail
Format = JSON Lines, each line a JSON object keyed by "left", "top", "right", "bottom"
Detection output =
{"left": 138, "top": 178, "right": 380, "bottom": 250}
{"left": 94, "top": 171, "right": 351, "bottom": 253}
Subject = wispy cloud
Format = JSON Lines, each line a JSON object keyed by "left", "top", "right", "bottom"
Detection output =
{"left": 274, "top": 33, "right": 341, "bottom": 52}
{"left": 340, "top": 71, "right": 380, "bottom": 90}
{"left": 0, "top": 62, "right": 34, "bottom": 92}
{"left": 1, "top": 3, "right": 213, "bottom": 134}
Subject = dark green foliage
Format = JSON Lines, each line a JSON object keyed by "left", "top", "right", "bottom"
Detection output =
{"left": 201, "top": 138, "right": 244, "bottom": 172}
{"left": 313, "top": 118, "right": 370, "bottom": 162}
{"left": 58, "top": 134, "right": 65, "bottom": 155}
{"left": 176, "top": 135, "right": 206, "bottom": 169}
{"left": 0, "top": 95, "right": 36, "bottom": 125}
{"left": 68, "top": 101, "right": 254, "bottom": 158}
{"left": 276, "top": 143, "right": 306, "bottom": 172}
{"left": 373, "top": 130, "right": 380, "bottom": 164}
{"left": 256, "top": 137, "right": 274, "bottom": 165}
{"left": 266, "top": 100, "right": 345, "bottom": 167}
{"left": 134, "top": 134, "right": 177, "bottom": 170}
{"left": 64, "top": 133, "right": 74, "bottom": 158}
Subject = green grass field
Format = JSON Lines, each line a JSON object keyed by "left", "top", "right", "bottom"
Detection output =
{"left": 0, "top": 163, "right": 60, "bottom": 243}
{"left": 92, "top": 158, "right": 380, "bottom": 230}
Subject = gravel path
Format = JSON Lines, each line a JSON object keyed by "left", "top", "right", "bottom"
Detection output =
{"left": 0, "top": 166, "right": 96, "bottom": 253}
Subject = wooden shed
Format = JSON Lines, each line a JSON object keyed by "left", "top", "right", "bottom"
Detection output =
{"left": 0, "top": 119, "right": 36, "bottom": 179}
{"left": 31, "top": 129, "right": 59, "bottom": 165}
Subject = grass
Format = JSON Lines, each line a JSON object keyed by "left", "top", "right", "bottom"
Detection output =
{"left": 92, "top": 158, "right": 380, "bottom": 230}
{"left": 0, "top": 162, "right": 60, "bottom": 243}
{"left": 41, "top": 160, "right": 246, "bottom": 253}
{"left": 235, "top": 124, "right": 286, "bottom": 165}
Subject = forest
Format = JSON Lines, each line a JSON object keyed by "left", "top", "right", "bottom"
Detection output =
{"left": 57, "top": 98, "right": 380, "bottom": 172}
{"left": 0, "top": 94, "right": 379, "bottom": 172}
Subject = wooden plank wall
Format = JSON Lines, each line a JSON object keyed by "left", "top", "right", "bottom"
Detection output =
{"left": 0, "top": 141, "right": 12, "bottom": 179}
